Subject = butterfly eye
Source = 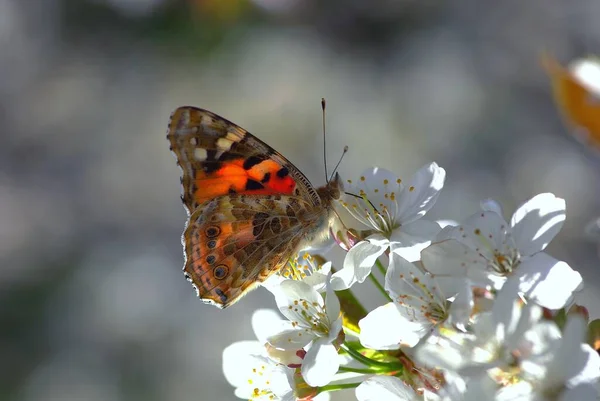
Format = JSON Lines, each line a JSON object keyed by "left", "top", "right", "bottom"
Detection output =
{"left": 205, "top": 226, "right": 221, "bottom": 238}
{"left": 207, "top": 240, "right": 217, "bottom": 249}
{"left": 214, "top": 265, "right": 229, "bottom": 280}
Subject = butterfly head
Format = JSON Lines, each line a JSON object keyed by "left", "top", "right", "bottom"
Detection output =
{"left": 318, "top": 172, "right": 344, "bottom": 203}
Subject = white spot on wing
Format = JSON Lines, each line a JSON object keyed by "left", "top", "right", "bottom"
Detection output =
{"left": 194, "top": 148, "right": 207, "bottom": 161}
{"left": 217, "top": 137, "right": 234, "bottom": 150}
{"left": 226, "top": 132, "right": 240, "bottom": 142}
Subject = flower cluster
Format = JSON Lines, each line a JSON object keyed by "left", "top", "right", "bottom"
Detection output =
{"left": 222, "top": 163, "right": 600, "bottom": 401}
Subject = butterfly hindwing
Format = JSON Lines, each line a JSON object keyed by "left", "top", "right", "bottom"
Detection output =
{"left": 167, "top": 106, "right": 321, "bottom": 213}
{"left": 182, "top": 194, "right": 312, "bottom": 308}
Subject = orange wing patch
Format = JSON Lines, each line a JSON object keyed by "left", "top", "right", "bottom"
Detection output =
{"left": 542, "top": 54, "right": 600, "bottom": 150}
{"left": 192, "top": 158, "right": 296, "bottom": 205}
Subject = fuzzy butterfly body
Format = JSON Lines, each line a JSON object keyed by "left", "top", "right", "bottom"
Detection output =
{"left": 167, "top": 106, "right": 342, "bottom": 308}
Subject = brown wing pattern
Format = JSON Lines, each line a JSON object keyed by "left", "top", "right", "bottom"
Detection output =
{"left": 182, "top": 193, "right": 315, "bottom": 308}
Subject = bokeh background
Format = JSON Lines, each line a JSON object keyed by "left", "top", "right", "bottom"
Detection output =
{"left": 1, "top": 0, "right": 600, "bottom": 400}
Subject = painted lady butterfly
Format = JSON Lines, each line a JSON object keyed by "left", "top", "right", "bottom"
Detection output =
{"left": 167, "top": 106, "right": 343, "bottom": 308}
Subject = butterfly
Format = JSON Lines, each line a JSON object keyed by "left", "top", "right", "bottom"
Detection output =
{"left": 542, "top": 53, "right": 600, "bottom": 150}
{"left": 167, "top": 106, "right": 343, "bottom": 308}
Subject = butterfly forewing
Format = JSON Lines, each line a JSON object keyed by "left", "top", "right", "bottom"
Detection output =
{"left": 167, "top": 106, "right": 321, "bottom": 213}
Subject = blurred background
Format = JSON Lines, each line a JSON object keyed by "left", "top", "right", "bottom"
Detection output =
{"left": 1, "top": 0, "right": 600, "bottom": 400}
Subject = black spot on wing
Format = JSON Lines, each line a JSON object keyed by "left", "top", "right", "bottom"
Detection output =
{"left": 245, "top": 179, "right": 265, "bottom": 190}
{"left": 214, "top": 265, "right": 228, "bottom": 280}
{"left": 206, "top": 149, "right": 217, "bottom": 160}
{"left": 243, "top": 156, "right": 263, "bottom": 170}
{"left": 215, "top": 288, "right": 228, "bottom": 304}
{"left": 218, "top": 152, "right": 240, "bottom": 162}
{"left": 203, "top": 161, "right": 222, "bottom": 173}
{"left": 261, "top": 172, "right": 271, "bottom": 183}
{"left": 276, "top": 167, "right": 289, "bottom": 178}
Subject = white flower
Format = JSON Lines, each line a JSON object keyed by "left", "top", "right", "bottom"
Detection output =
{"left": 421, "top": 193, "right": 582, "bottom": 309}
{"left": 436, "top": 373, "right": 498, "bottom": 401}
{"left": 415, "top": 282, "right": 549, "bottom": 377}
{"left": 223, "top": 343, "right": 295, "bottom": 401}
{"left": 356, "top": 376, "right": 418, "bottom": 401}
{"left": 358, "top": 252, "right": 469, "bottom": 349}
{"left": 514, "top": 313, "right": 600, "bottom": 401}
{"left": 333, "top": 163, "right": 445, "bottom": 289}
{"left": 223, "top": 309, "right": 297, "bottom": 401}
{"left": 267, "top": 275, "right": 343, "bottom": 387}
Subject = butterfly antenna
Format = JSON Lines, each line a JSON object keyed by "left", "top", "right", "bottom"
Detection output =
{"left": 329, "top": 145, "right": 349, "bottom": 182}
{"left": 322, "top": 98, "right": 329, "bottom": 183}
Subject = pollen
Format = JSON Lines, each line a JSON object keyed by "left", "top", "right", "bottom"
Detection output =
{"left": 383, "top": 179, "right": 389, "bottom": 184}
{"left": 409, "top": 186, "right": 415, "bottom": 192}
{"left": 397, "top": 178, "right": 402, "bottom": 184}
{"left": 474, "top": 228, "right": 481, "bottom": 235}
{"left": 360, "top": 176, "right": 366, "bottom": 181}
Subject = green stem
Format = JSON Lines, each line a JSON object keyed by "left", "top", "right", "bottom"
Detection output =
{"left": 318, "top": 382, "right": 361, "bottom": 393}
{"left": 338, "top": 365, "right": 379, "bottom": 374}
{"left": 368, "top": 269, "right": 392, "bottom": 302}
{"left": 375, "top": 258, "right": 387, "bottom": 276}
{"left": 340, "top": 342, "right": 391, "bottom": 368}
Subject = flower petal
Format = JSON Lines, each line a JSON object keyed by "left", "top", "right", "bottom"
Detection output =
{"left": 446, "top": 281, "right": 474, "bottom": 327}
{"left": 480, "top": 198, "right": 504, "bottom": 216}
{"left": 356, "top": 376, "right": 417, "bottom": 401}
{"left": 267, "top": 328, "right": 314, "bottom": 350}
{"left": 449, "top": 210, "right": 512, "bottom": 261}
{"left": 386, "top": 252, "right": 445, "bottom": 308}
{"left": 350, "top": 167, "right": 404, "bottom": 212}
{"left": 421, "top": 239, "right": 492, "bottom": 287}
{"left": 359, "top": 302, "right": 425, "bottom": 349}
{"left": 395, "top": 162, "right": 446, "bottom": 225}
{"left": 301, "top": 341, "right": 340, "bottom": 387}
{"left": 514, "top": 253, "right": 583, "bottom": 309}
{"left": 332, "top": 237, "right": 387, "bottom": 290}
{"left": 324, "top": 273, "right": 340, "bottom": 326}
{"left": 222, "top": 341, "right": 265, "bottom": 388}
{"left": 276, "top": 280, "right": 323, "bottom": 323}
{"left": 301, "top": 261, "right": 332, "bottom": 293}
{"left": 510, "top": 193, "right": 566, "bottom": 256}
{"left": 390, "top": 219, "right": 441, "bottom": 262}
{"left": 252, "top": 309, "right": 294, "bottom": 343}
